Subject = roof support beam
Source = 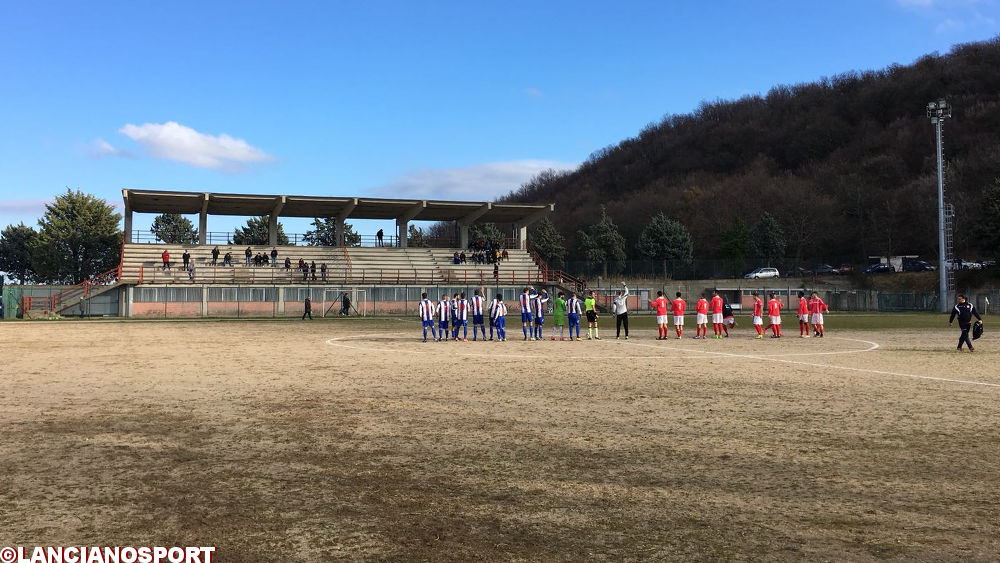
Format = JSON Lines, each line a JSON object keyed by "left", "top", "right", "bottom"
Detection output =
{"left": 458, "top": 203, "right": 492, "bottom": 249}
{"left": 268, "top": 196, "right": 286, "bottom": 246}
{"left": 199, "top": 193, "right": 209, "bottom": 245}
{"left": 122, "top": 189, "right": 133, "bottom": 243}
{"left": 513, "top": 204, "right": 554, "bottom": 250}
{"left": 336, "top": 198, "right": 358, "bottom": 246}
{"left": 396, "top": 201, "right": 426, "bottom": 248}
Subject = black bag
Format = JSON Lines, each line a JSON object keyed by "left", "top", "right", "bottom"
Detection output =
{"left": 972, "top": 321, "right": 983, "bottom": 340}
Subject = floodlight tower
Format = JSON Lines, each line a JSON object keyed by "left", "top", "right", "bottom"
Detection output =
{"left": 927, "top": 99, "right": 952, "bottom": 313}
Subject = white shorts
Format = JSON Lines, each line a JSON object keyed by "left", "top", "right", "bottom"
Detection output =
{"left": 724, "top": 316, "right": 735, "bottom": 327}
{"left": 769, "top": 315, "right": 782, "bottom": 325}
{"left": 799, "top": 314, "right": 809, "bottom": 323}
{"left": 711, "top": 313, "right": 723, "bottom": 324}
{"left": 752, "top": 315, "right": 763, "bottom": 325}
{"left": 811, "top": 313, "right": 824, "bottom": 325}
{"left": 656, "top": 315, "right": 669, "bottom": 325}
{"left": 673, "top": 315, "right": 684, "bottom": 326}
{"left": 696, "top": 313, "right": 708, "bottom": 325}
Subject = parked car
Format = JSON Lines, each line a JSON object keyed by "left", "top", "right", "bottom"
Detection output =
{"left": 862, "top": 262, "right": 895, "bottom": 274}
{"left": 744, "top": 267, "right": 780, "bottom": 279}
{"left": 837, "top": 264, "right": 854, "bottom": 275}
{"left": 901, "top": 259, "right": 936, "bottom": 272}
{"left": 946, "top": 258, "right": 982, "bottom": 271}
{"left": 811, "top": 264, "right": 840, "bottom": 276}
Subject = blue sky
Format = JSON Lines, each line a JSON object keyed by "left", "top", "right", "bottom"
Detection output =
{"left": 1, "top": 0, "right": 998, "bottom": 239}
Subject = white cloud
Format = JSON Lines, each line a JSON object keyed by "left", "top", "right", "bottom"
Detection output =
{"left": 88, "top": 137, "right": 133, "bottom": 158}
{"left": 118, "top": 121, "right": 274, "bottom": 172}
{"left": 525, "top": 87, "right": 544, "bottom": 98}
{"left": 374, "top": 159, "right": 577, "bottom": 201}
{"left": 0, "top": 198, "right": 50, "bottom": 216}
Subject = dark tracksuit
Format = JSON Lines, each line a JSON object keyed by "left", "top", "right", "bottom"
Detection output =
{"left": 949, "top": 301, "right": 981, "bottom": 350}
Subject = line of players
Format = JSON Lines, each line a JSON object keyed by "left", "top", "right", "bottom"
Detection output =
{"left": 417, "top": 286, "right": 829, "bottom": 342}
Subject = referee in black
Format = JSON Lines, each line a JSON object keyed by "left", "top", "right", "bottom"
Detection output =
{"left": 948, "top": 294, "right": 982, "bottom": 352}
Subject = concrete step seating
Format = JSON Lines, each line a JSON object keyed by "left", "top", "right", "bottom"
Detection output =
{"left": 122, "top": 244, "right": 543, "bottom": 285}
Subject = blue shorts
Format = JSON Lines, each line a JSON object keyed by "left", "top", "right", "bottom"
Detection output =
{"left": 495, "top": 317, "right": 506, "bottom": 329}
{"left": 568, "top": 313, "right": 580, "bottom": 326}
{"left": 473, "top": 314, "right": 484, "bottom": 325}
{"left": 456, "top": 319, "right": 468, "bottom": 327}
{"left": 422, "top": 320, "right": 433, "bottom": 328}
{"left": 438, "top": 321, "right": 448, "bottom": 330}
{"left": 534, "top": 316, "right": 545, "bottom": 326}
{"left": 522, "top": 312, "right": 533, "bottom": 324}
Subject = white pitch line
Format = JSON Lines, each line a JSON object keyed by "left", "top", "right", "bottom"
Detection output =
{"left": 327, "top": 334, "right": 1000, "bottom": 389}
{"left": 622, "top": 339, "right": 1000, "bottom": 389}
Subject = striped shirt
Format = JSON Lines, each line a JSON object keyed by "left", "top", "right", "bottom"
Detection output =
{"left": 436, "top": 299, "right": 450, "bottom": 322}
{"left": 519, "top": 292, "right": 533, "bottom": 313}
{"left": 419, "top": 299, "right": 435, "bottom": 321}
{"left": 491, "top": 301, "right": 507, "bottom": 320}
{"left": 488, "top": 298, "right": 500, "bottom": 319}
{"left": 470, "top": 295, "right": 484, "bottom": 316}
{"left": 532, "top": 294, "right": 549, "bottom": 317}
{"left": 454, "top": 298, "right": 468, "bottom": 321}
{"left": 566, "top": 297, "right": 583, "bottom": 315}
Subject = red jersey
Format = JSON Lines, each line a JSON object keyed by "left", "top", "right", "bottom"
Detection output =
{"left": 696, "top": 298, "right": 709, "bottom": 315}
{"left": 752, "top": 298, "right": 763, "bottom": 316}
{"left": 671, "top": 298, "right": 686, "bottom": 316}
{"left": 710, "top": 295, "right": 723, "bottom": 314}
{"left": 649, "top": 296, "right": 668, "bottom": 315}
{"left": 767, "top": 299, "right": 782, "bottom": 317}
{"left": 808, "top": 297, "right": 829, "bottom": 314}
{"left": 798, "top": 297, "right": 808, "bottom": 315}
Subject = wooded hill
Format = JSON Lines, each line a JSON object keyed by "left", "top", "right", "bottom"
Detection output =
{"left": 503, "top": 36, "right": 1000, "bottom": 266}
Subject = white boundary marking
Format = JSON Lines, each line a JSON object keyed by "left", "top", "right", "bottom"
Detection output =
{"left": 326, "top": 333, "right": 1000, "bottom": 389}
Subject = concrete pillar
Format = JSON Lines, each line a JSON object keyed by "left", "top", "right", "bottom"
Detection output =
{"left": 199, "top": 193, "right": 209, "bottom": 245}
{"left": 398, "top": 220, "right": 408, "bottom": 248}
{"left": 397, "top": 201, "right": 426, "bottom": 249}
{"left": 516, "top": 224, "right": 528, "bottom": 250}
{"left": 336, "top": 217, "right": 346, "bottom": 247}
{"left": 269, "top": 196, "right": 286, "bottom": 246}
{"left": 459, "top": 224, "right": 470, "bottom": 249}
{"left": 123, "top": 210, "right": 133, "bottom": 243}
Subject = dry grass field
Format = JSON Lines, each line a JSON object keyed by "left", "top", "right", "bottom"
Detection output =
{"left": 1, "top": 317, "right": 998, "bottom": 561}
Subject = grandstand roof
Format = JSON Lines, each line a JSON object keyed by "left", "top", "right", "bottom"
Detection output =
{"left": 122, "top": 189, "right": 553, "bottom": 224}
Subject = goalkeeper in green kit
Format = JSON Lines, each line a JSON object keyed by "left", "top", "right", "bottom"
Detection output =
{"left": 551, "top": 291, "right": 568, "bottom": 340}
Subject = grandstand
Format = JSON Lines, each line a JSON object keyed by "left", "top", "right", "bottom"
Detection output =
{"left": 44, "top": 189, "right": 561, "bottom": 318}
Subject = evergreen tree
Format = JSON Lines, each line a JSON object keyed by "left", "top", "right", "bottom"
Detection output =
{"left": 0, "top": 223, "right": 38, "bottom": 284}
{"left": 636, "top": 212, "right": 693, "bottom": 276}
{"left": 303, "top": 217, "right": 360, "bottom": 246}
{"left": 407, "top": 225, "right": 428, "bottom": 247}
{"left": 233, "top": 216, "right": 289, "bottom": 245}
{"left": 750, "top": 212, "right": 786, "bottom": 266}
{"left": 470, "top": 223, "right": 504, "bottom": 248}
{"left": 577, "top": 206, "right": 626, "bottom": 277}
{"left": 528, "top": 218, "right": 566, "bottom": 268}
{"left": 719, "top": 217, "right": 751, "bottom": 261}
{"left": 150, "top": 213, "right": 198, "bottom": 243}
{"left": 30, "top": 189, "right": 122, "bottom": 284}
{"left": 981, "top": 178, "right": 1000, "bottom": 265}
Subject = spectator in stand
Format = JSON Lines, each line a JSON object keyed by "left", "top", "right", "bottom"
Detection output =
{"left": 310, "top": 260, "right": 317, "bottom": 280}
{"left": 284, "top": 257, "right": 291, "bottom": 270}
{"left": 300, "top": 260, "right": 308, "bottom": 281}
{"left": 245, "top": 247, "right": 252, "bottom": 265}
{"left": 376, "top": 228, "right": 384, "bottom": 247}
{"left": 182, "top": 249, "right": 190, "bottom": 270}
{"left": 459, "top": 251, "right": 467, "bottom": 263}
{"left": 502, "top": 249, "right": 509, "bottom": 261}
{"left": 223, "top": 252, "right": 233, "bottom": 266}
{"left": 187, "top": 263, "right": 195, "bottom": 282}
{"left": 161, "top": 249, "right": 170, "bottom": 270}
{"left": 211, "top": 246, "right": 220, "bottom": 265}
{"left": 453, "top": 251, "right": 461, "bottom": 265}
{"left": 493, "top": 263, "right": 499, "bottom": 282}
{"left": 270, "top": 247, "right": 278, "bottom": 267}
{"left": 320, "top": 262, "right": 328, "bottom": 281}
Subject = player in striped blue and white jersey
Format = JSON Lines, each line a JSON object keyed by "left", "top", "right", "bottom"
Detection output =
{"left": 566, "top": 293, "right": 583, "bottom": 341}
{"left": 491, "top": 294, "right": 508, "bottom": 341}
{"left": 418, "top": 292, "right": 437, "bottom": 342}
{"left": 488, "top": 294, "right": 501, "bottom": 341}
{"left": 435, "top": 294, "right": 451, "bottom": 342}
{"left": 532, "top": 289, "right": 549, "bottom": 341}
{"left": 452, "top": 292, "right": 469, "bottom": 341}
{"left": 519, "top": 287, "right": 536, "bottom": 340}
{"left": 470, "top": 288, "right": 487, "bottom": 341}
